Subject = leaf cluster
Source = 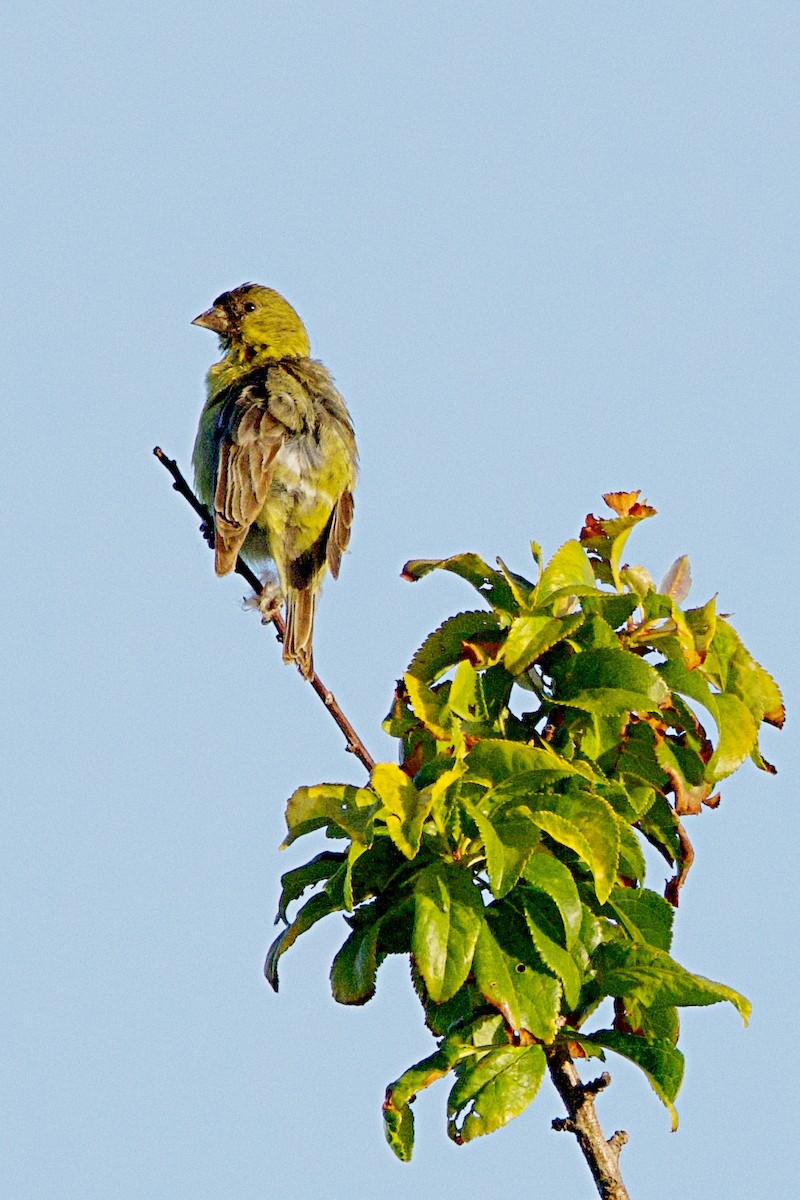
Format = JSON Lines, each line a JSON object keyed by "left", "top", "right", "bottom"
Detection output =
{"left": 266, "top": 493, "right": 783, "bottom": 1159}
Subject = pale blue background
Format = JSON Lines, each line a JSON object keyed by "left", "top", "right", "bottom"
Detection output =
{"left": 3, "top": 3, "right": 797, "bottom": 1197}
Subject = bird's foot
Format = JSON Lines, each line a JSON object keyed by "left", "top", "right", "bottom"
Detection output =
{"left": 244, "top": 573, "right": 283, "bottom": 623}
{"left": 199, "top": 519, "right": 215, "bottom": 549}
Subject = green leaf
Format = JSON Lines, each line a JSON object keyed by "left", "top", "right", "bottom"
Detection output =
{"left": 283, "top": 783, "right": 377, "bottom": 846}
{"left": 412, "top": 863, "right": 486, "bottom": 1002}
{"left": 448, "top": 1044, "right": 546, "bottom": 1142}
{"left": 580, "top": 591, "right": 640, "bottom": 629}
{"left": 490, "top": 813, "right": 543, "bottom": 898}
{"left": 503, "top": 612, "right": 585, "bottom": 675}
{"left": 465, "top": 739, "right": 579, "bottom": 786}
{"left": 615, "top": 818, "right": 646, "bottom": 885}
{"left": 472, "top": 910, "right": 561, "bottom": 1040}
{"left": 706, "top": 617, "right": 785, "bottom": 728}
{"left": 705, "top": 692, "right": 758, "bottom": 783}
{"left": 519, "top": 896, "right": 583, "bottom": 1009}
{"left": 415, "top": 976, "right": 487, "bottom": 1037}
{"left": 613, "top": 721, "right": 669, "bottom": 791}
{"left": 403, "top": 673, "right": 453, "bottom": 741}
{"left": 461, "top": 801, "right": 540, "bottom": 899}
{"left": 448, "top": 660, "right": 490, "bottom": 723}
{"left": 521, "top": 851, "right": 583, "bottom": 950}
{"left": 343, "top": 841, "right": 367, "bottom": 909}
{"left": 407, "top": 610, "right": 503, "bottom": 684}
{"left": 276, "top": 852, "right": 345, "bottom": 923}
{"left": 529, "top": 790, "right": 620, "bottom": 904}
{"left": 370, "top": 762, "right": 434, "bottom": 858}
{"left": 383, "top": 1096, "right": 415, "bottom": 1163}
{"left": 330, "top": 914, "right": 382, "bottom": 1004}
{"left": 608, "top": 887, "right": 674, "bottom": 951}
{"left": 495, "top": 557, "right": 538, "bottom": 608}
{"left": 654, "top": 736, "right": 714, "bottom": 815}
{"left": 595, "top": 942, "right": 751, "bottom": 1023}
{"left": 537, "top": 540, "right": 596, "bottom": 604}
{"left": 578, "top": 1028, "right": 684, "bottom": 1129}
{"left": 557, "top": 647, "right": 671, "bottom": 714}
{"left": 264, "top": 890, "right": 343, "bottom": 992}
{"left": 402, "top": 552, "right": 517, "bottom": 613}
{"left": 383, "top": 1039, "right": 463, "bottom": 1161}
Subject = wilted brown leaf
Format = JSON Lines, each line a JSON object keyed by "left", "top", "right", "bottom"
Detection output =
{"left": 603, "top": 491, "right": 642, "bottom": 516}
{"left": 580, "top": 513, "right": 607, "bottom": 541}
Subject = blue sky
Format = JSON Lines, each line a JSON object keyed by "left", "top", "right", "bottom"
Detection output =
{"left": 3, "top": 3, "right": 797, "bottom": 1197}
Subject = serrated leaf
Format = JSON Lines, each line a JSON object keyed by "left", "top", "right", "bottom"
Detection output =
{"left": 530, "top": 791, "right": 620, "bottom": 904}
{"left": 465, "top": 739, "right": 580, "bottom": 786}
{"left": 283, "top": 783, "right": 377, "bottom": 847}
{"left": 521, "top": 852, "right": 583, "bottom": 950}
{"left": 608, "top": 887, "right": 674, "bottom": 951}
{"left": 383, "top": 1097, "right": 415, "bottom": 1162}
{"left": 705, "top": 693, "right": 758, "bottom": 783}
{"left": 615, "top": 818, "right": 647, "bottom": 885}
{"left": 537, "top": 540, "right": 596, "bottom": 605}
{"left": 401, "top": 553, "right": 517, "bottom": 613}
{"left": 383, "top": 1039, "right": 463, "bottom": 1161}
{"left": 371, "top": 762, "right": 434, "bottom": 858}
{"left": 330, "top": 915, "right": 382, "bottom": 1004}
{"left": 461, "top": 802, "right": 541, "bottom": 899}
{"left": 578, "top": 1028, "right": 684, "bottom": 1129}
{"left": 706, "top": 618, "right": 784, "bottom": 728}
{"left": 520, "top": 898, "right": 582, "bottom": 1009}
{"left": 558, "top": 648, "right": 671, "bottom": 714}
{"left": 448, "top": 660, "right": 490, "bottom": 723}
{"left": 655, "top": 736, "right": 713, "bottom": 816}
{"left": 448, "top": 1044, "right": 546, "bottom": 1142}
{"left": 580, "top": 591, "right": 640, "bottom": 629}
{"left": 595, "top": 942, "right": 751, "bottom": 1023}
{"left": 503, "top": 612, "right": 585, "bottom": 675}
{"left": 472, "top": 916, "right": 560, "bottom": 1040}
{"left": 264, "top": 890, "right": 343, "bottom": 992}
{"left": 276, "top": 851, "right": 345, "bottom": 923}
{"left": 407, "top": 610, "right": 503, "bottom": 684}
{"left": 412, "top": 863, "right": 485, "bottom": 1003}
{"left": 404, "top": 672, "right": 452, "bottom": 741}
{"left": 495, "top": 557, "right": 537, "bottom": 608}
{"left": 343, "top": 841, "right": 367, "bottom": 909}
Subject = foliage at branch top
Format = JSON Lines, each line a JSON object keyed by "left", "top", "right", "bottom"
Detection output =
{"left": 266, "top": 492, "right": 783, "bottom": 1159}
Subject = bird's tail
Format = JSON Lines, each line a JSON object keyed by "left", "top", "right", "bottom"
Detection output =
{"left": 283, "top": 585, "right": 317, "bottom": 679}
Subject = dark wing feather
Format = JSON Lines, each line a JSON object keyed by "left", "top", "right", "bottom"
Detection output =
{"left": 326, "top": 489, "right": 354, "bottom": 579}
{"left": 213, "top": 386, "right": 287, "bottom": 575}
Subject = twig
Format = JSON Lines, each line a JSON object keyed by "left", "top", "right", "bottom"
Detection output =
{"left": 153, "top": 446, "right": 375, "bottom": 773}
{"left": 548, "top": 1046, "right": 631, "bottom": 1200}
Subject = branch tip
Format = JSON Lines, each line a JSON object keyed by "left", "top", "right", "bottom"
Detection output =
{"left": 608, "top": 1131, "right": 629, "bottom": 1155}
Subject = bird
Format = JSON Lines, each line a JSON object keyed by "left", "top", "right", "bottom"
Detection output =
{"left": 191, "top": 283, "right": 357, "bottom": 679}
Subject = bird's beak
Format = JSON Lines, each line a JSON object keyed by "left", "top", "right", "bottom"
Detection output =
{"left": 191, "top": 306, "right": 231, "bottom": 334}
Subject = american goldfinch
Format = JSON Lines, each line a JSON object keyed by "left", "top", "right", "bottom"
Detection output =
{"left": 192, "top": 283, "right": 357, "bottom": 678}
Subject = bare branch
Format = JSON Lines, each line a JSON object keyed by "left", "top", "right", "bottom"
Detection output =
{"left": 547, "top": 1046, "right": 631, "bottom": 1200}
{"left": 153, "top": 446, "right": 375, "bottom": 773}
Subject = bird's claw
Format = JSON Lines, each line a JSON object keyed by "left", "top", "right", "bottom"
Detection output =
{"left": 199, "top": 520, "right": 215, "bottom": 549}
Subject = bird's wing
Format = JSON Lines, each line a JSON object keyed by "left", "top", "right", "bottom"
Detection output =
{"left": 212, "top": 381, "right": 288, "bottom": 575}
{"left": 326, "top": 489, "right": 354, "bottom": 579}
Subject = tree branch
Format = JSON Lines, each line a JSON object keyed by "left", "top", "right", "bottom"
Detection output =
{"left": 153, "top": 446, "right": 375, "bottom": 773}
{"left": 548, "top": 1046, "right": 631, "bottom": 1200}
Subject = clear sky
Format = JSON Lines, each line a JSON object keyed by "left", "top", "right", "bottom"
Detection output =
{"left": 3, "top": 3, "right": 797, "bottom": 1197}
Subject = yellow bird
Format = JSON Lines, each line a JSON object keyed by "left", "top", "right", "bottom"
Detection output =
{"left": 192, "top": 283, "right": 357, "bottom": 678}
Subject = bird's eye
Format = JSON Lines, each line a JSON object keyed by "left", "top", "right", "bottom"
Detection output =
{"left": 243, "top": 302, "right": 257, "bottom": 313}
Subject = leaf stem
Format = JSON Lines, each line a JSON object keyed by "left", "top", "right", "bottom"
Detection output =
{"left": 153, "top": 446, "right": 375, "bottom": 773}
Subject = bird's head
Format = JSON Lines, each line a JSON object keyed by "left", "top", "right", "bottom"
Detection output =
{"left": 192, "top": 283, "right": 310, "bottom": 360}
